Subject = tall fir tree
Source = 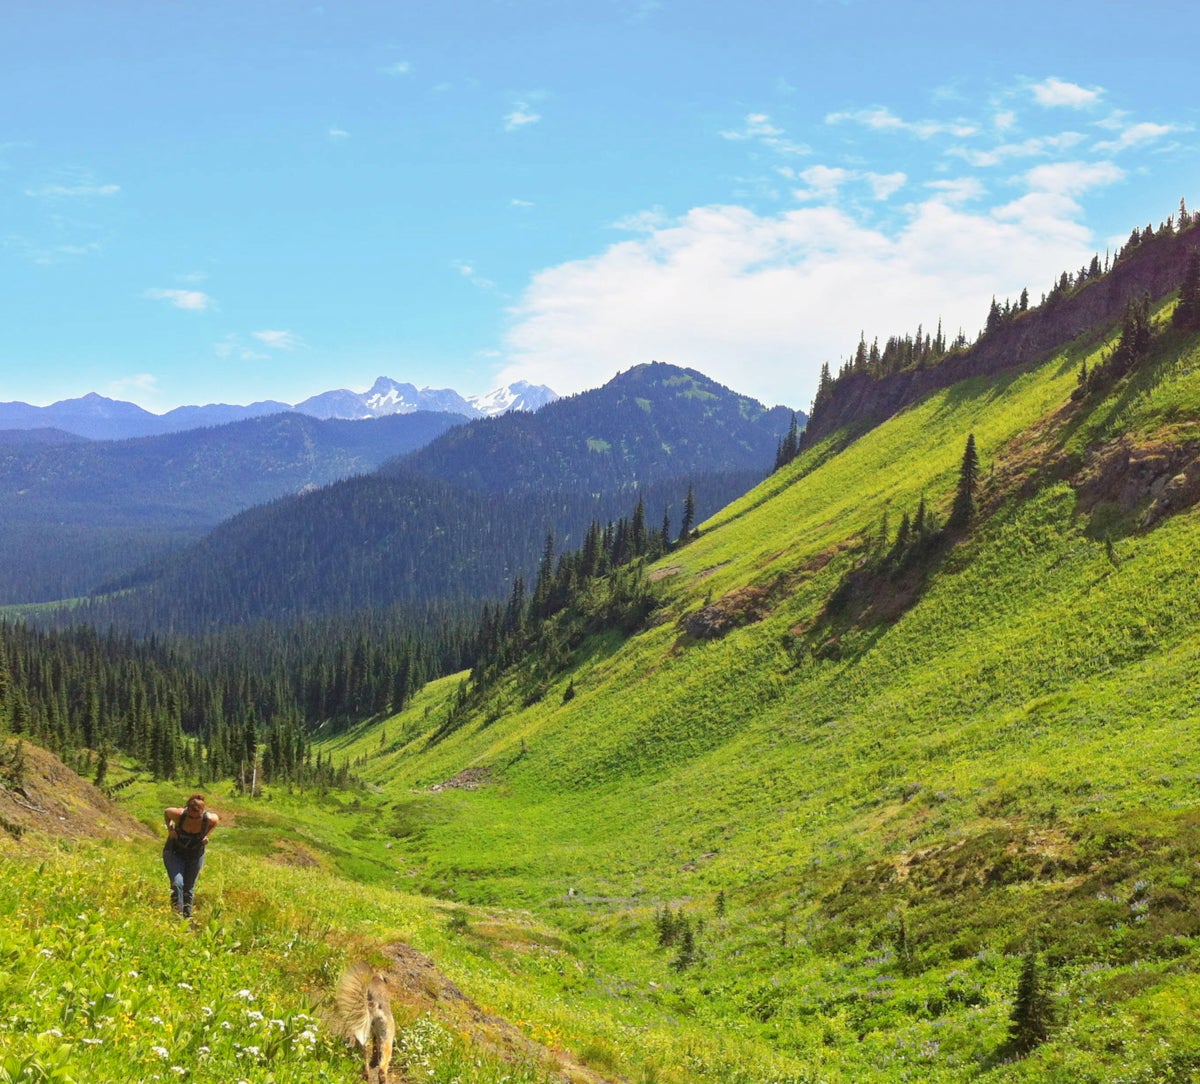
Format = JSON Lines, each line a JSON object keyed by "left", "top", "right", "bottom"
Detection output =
{"left": 948, "top": 433, "right": 980, "bottom": 530}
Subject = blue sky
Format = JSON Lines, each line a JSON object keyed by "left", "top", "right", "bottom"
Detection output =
{"left": 2, "top": 0, "right": 1196, "bottom": 414}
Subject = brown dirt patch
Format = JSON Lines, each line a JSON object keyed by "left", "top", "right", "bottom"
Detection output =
{"left": 269, "top": 838, "right": 322, "bottom": 868}
{"left": 376, "top": 941, "right": 621, "bottom": 1083}
{"left": 430, "top": 767, "right": 492, "bottom": 793}
{"left": 0, "top": 740, "right": 154, "bottom": 845}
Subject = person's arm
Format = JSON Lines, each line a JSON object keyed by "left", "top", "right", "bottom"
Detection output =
{"left": 201, "top": 813, "right": 219, "bottom": 841}
{"left": 164, "top": 807, "right": 183, "bottom": 837}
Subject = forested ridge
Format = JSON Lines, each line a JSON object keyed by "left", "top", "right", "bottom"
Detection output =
{"left": 802, "top": 198, "right": 1199, "bottom": 447}
{"left": 0, "top": 410, "right": 464, "bottom": 604}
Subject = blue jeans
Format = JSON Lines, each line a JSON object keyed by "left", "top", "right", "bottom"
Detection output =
{"left": 163, "top": 844, "right": 206, "bottom": 913}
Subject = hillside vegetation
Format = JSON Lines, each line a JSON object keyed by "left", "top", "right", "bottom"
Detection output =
{"left": 313, "top": 296, "right": 1200, "bottom": 1081}
{"left": 4, "top": 290, "right": 1200, "bottom": 1083}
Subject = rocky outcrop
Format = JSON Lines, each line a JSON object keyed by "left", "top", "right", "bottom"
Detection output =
{"left": 803, "top": 227, "right": 1200, "bottom": 447}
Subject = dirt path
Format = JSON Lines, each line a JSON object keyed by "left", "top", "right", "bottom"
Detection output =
{"left": 379, "top": 941, "right": 623, "bottom": 1084}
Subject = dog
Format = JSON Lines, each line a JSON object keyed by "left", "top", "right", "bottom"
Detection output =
{"left": 333, "top": 962, "right": 395, "bottom": 1083}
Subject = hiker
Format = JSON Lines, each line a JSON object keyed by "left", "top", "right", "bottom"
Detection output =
{"left": 162, "top": 793, "right": 219, "bottom": 917}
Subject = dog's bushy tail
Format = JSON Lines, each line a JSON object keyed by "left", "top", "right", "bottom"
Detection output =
{"left": 333, "top": 961, "right": 377, "bottom": 1045}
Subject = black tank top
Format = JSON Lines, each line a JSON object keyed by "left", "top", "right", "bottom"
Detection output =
{"left": 172, "top": 812, "right": 209, "bottom": 855}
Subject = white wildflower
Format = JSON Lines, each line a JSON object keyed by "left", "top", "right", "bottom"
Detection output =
{"left": 151, "top": 1046, "right": 169, "bottom": 1059}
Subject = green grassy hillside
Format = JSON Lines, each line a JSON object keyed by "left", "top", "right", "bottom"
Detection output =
{"left": 5, "top": 301, "right": 1200, "bottom": 1083}
{"left": 316, "top": 300, "right": 1200, "bottom": 1081}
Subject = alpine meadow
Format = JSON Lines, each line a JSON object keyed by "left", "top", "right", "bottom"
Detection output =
{"left": 3, "top": 203, "right": 1200, "bottom": 1084}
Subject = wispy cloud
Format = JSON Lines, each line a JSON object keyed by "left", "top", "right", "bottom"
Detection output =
{"left": 1031, "top": 77, "right": 1102, "bottom": 109}
{"left": 504, "top": 101, "right": 542, "bottom": 131}
{"left": 1093, "top": 120, "right": 1176, "bottom": 153}
{"left": 720, "top": 112, "right": 809, "bottom": 156}
{"left": 510, "top": 198, "right": 535, "bottom": 208}
{"left": 144, "top": 288, "right": 213, "bottom": 312}
{"left": 252, "top": 329, "right": 303, "bottom": 350}
{"left": 825, "top": 106, "right": 977, "bottom": 140}
{"left": 26, "top": 181, "right": 120, "bottom": 199}
{"left": 381, "top": 60, "right": 412, "bottom": 77}
{"left": 454, "top": 260, "right": 496, "bottom": 290}
{"left": 948, "top": 131, "right": 1086, "bottom": 168}
{"left": 328, "top": 127, "right": 350, "bottom": 140}
{"left": 787, "top": 166, "right": 906, "bottom": 203}
{"left": 215, "top": 334, "right": 267, "bottom": 361}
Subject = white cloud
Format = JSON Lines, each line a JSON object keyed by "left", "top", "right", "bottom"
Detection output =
{"left": 1022, "top": 160, "right": 1124, "bottom": 196}
{"left": 144, "top": 288, "right": 213, "bottom": 312}
{"left": 826, "top": 106, "right": 976, "bottom": 140}
{"left": 454, "top": 260, "right": 496, "bottom": 291}
{"left": 26, "top": 182, "right": 120, "bottom": 198}
{"left": 866, "top": 172, "right": 906, "bottom": 201}
{"left": 926, "top": 178, "right": 985, "bottom": 204}
{"left": 511, "top": 198, "right": 534, "bottom": 208}
{"left": 1093, "top": 121, "right": 1175, "bottom": 153}
{"left": 721, "top": 112, "right": 809, "bottom": 156}
{"left": 381, "top": 61, "right": 412, "bottom": 76}
{"left": 498, "top": 186, "right": 1103, "bottom": 410}
{"left": 328, "top": 127, "right": 350, "bottom": 140}
{"left": 790, "top": 167, "right": 905, "bottom": 203}
{"left": 504, "top": 102, "right": 542, "bottom": 131}
{"left": 1032, "top": 77, "right": 1102, "bottom": 109}
{"left": 252, "top": 329, "right": 303, "bottom": 350}
{"left": 612, "top": 208, "right": 670, "bottom": 232}
{"left": 948, "top": 131, "right": 1085, "bottom": 167}
{"left": 792, "top": 165, "right": 851, "bottom": 200}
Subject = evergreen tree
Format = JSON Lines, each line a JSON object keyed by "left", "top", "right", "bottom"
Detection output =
{"left": 1008, "top": 952, "right": 1053, "bottom": 1054}
{"left": 1174, "top": 249, "right": 1200, "bottom": 330}
{"left": 679, "top": 485, "right": 696, "bottom": 541}
{"left": 948, "top": 434, "right": 980, "bottom": 530}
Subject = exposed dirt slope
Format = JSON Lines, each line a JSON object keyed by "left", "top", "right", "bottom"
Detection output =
{"left": 0, "top": 740, "right": 154, "bottom": 844}
{"left": 378, "top": 940, "right": 623, "bottom": 1083}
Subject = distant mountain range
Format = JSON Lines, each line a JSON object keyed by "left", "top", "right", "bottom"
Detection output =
{"left": 33, "top": 363, "right": 802, "bottom": 631}
{"left": 0, "top": 377, "right": 558, "bottom": 441}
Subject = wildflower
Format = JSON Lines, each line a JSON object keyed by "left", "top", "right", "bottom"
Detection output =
{"left": 128, "top": 970, "right": 140, "bottom": 978}
{"left": 201, "top": 1006, "right": 213, "bottom": 1017}
{"left": 270, "top": 1017, "right": 285, "bottom": 1030}
{"left": 235, "top": 989, "right": 255, "bottom": 1001}
{"left": 151, "top": 1046, "right": 170, "bottom": 1059}
{"left": 176, "top": 982, "right": 193, "bottom": 991}
{"left": 81, "top": 1038, "right": 103, "bottom": 1046}
{"left": 150, "top": 1015, "right": 165, "bottom": 1025}
{"left": 246, "top": 1010, "right": 264, "bottom": 1022}
{"left": 197, "top": 1046, "right": 211, "bottom": 1060}
{"left": 41, "top": 1028, "right": 63, "bottom": 1038}
{"left": 39, "top": 948, "right": 54, "bottom": 958}
{"left": 170, "top": 1067, "right": 187, "bottom": 1076}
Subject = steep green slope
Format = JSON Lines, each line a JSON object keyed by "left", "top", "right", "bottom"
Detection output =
{"left": 319, "top": 304, "right": 1200, "bottom": 1081}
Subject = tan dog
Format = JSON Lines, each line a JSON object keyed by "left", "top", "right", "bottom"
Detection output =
{"left": 334, "top": 962, "right": 395, "bottom": 1083}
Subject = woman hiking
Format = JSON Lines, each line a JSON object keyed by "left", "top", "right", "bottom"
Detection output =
{"left": 162, "top": 793, "right": 219, "bottom": 917}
